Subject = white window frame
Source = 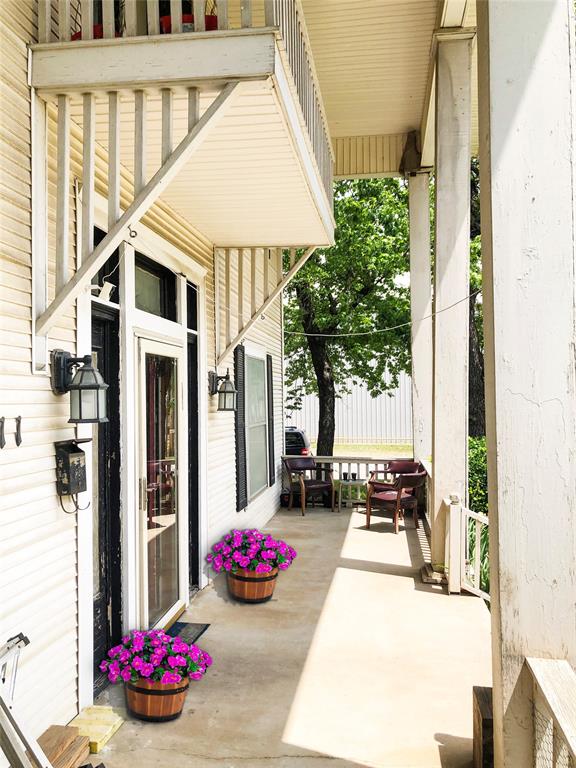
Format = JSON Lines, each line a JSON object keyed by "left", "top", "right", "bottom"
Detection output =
{"left": 244, "top": 342, "right": 270, "bottom": 501}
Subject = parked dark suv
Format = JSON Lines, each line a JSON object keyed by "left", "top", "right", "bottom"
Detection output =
{"left": 285, "top": 426, "right": 311, "bottom": 456}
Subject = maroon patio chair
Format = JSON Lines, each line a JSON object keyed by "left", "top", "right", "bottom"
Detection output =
{"left": 368, "top": 459, "right": 421, "bottom": 493}
{"left": 366, "top": 467, "right": 427, "bottom": 534}
{"left": 282, "top": 456, "right": 335, "bottom": 516}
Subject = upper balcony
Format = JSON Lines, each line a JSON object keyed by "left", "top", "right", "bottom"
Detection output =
{"left": 31, "top": 0, "right": 334, "bottom": 247}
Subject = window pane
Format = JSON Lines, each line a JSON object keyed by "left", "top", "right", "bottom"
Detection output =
{"left": 135, "top": 265, "right": 162, "bottom": 316}
{"left": 246, "top": 356, "right": 266, "bottom": 425}
{"left": 248, "top": 424, "right": 267, "bottom": 496}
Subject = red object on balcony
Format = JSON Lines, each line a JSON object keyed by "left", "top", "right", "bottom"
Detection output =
{"left": 300, "top": 447, "right": 310, "bottom": 456}
{"left": 159, "top": 14, "right": 218, "bottom": 33}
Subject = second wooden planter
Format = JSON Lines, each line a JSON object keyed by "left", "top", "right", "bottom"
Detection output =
{"left": 125, "top": 678, "right": 189, "bottom": 722}
{"left": 227, "top": 567, "right": 278, "bottom": 603}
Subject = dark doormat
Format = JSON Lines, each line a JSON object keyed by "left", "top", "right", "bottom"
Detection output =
{"left": 166, "top": 621, "right": 210, "bottom": 645}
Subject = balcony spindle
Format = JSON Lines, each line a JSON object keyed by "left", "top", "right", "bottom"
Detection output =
{"left": 170, "top": 0, "right": 182, "bottom": 32}
{"left": 81, "top": 0, "right": 93, "bottom": 40}
{"left": 38, "top": 0, "right": 50, "bottom": 42}
{"left": 147, "top": 0, "right": 160, "bottom": 35}
{"left": 241, "top": 0, "right": 252, "bottom": 28}
{"left": 125, "top": 0, "right": 139, "bottom": 35}
{"left": 58, "top": 0, "right": 70, "bottom": 41}
{"left": 216, "top": 0, "right": 228, "bottom": 30}
{"left": 193, "top": 0, "right": 205, "bottom": 30}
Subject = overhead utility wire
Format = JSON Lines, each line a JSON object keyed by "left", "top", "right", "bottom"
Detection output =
{"left": 283, "top": 289, "right": 481, "bottom": 338}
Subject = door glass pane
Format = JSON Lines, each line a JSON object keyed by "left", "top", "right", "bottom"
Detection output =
{"left": 145, "top": 353, "right": 178, "bottom": 626}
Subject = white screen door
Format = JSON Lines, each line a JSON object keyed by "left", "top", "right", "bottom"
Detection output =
{"left": 138, "top": 337, "right": 185, "bottom": 628}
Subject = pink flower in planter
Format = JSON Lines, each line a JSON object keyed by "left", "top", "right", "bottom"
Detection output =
{"left": 189, "top": 671, "right": 203, "bottom": 680}
{"left": 161, "top": 671, "right": 182, "bottom": 685}
{"left": 119, "top": 650, "right": 131, "bottom": 664}
{"left": 140, "top": 663, "right": 155, "bottom": 677}
{"left": 108, "top": 645, "right": 123, "bottom": 658}
{"left": 167, "top": 654, "right": 187, "bottom": 668}
{"left": 255, "top": 562, "right": 273, "bottom": 573}
{"left": 108, "top": 671, "right": 119, "bottom": 683}
{"left": 202, "top": 652, "right": 213, "bottom": 667}
{"left": 238, "top": 555, "right": 251, "bottom": 568}
{"left": 120, "top": 668, "right": 132, "bottom": 682}
{"left": 99, "top": 660, "right": 109, "bottom": 672}
{"left": 261, "top": 549, "right": 276, "bottom": 560}
{"left": 131, "top": 655, "right": 144, "bottom": 670}
{"left": 278, "top": 561, "right": 291, "bottom": 570}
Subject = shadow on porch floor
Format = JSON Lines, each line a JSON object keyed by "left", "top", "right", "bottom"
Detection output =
{"left": 91, "top": 509, "right": 491, "bottom": 768}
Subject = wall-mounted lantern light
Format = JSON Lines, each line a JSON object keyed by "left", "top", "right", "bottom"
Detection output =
{"left": 50, "top": 350, "right": 109, "bottom": 424}
{"left": 208, "top": 369, "right": 237, "bottom": 412}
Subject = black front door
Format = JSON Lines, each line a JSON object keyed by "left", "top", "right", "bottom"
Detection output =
{"left": 92, "top": 308, "right": 121, "bottom": 696}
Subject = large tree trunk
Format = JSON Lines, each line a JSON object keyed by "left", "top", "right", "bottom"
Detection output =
{"left": 308, "top": 337, "right": 336, "bottom": 456}
{"left": 295, "top": 282, "right": 337, "bottom": 456}
{"left": 469, "top": 295, "right": 485, "bottom": 436}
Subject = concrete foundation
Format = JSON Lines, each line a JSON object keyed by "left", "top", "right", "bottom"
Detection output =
{"left": 91, "top": 509, "right": 491, "bottom": 767}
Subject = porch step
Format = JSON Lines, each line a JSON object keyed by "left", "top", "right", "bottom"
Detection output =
{"left": 69, "top": 705, "right": 124, "bottom": 753}
{"left": 37, "top": 725, "right": 90, "bottom": 768}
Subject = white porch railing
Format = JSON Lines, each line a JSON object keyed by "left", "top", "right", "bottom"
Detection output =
{"left": 527, "top": 657, "right": 576, "bottom": 768}
{"left": 37, "top": 0, "right": 334, "bottom": 203}
{"left": 445, "top": 496, "right": 490, "bottom": 600}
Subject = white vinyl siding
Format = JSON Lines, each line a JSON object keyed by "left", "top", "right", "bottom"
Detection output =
{"left": 0, "top": 0, "right": 212, "bottom": 740}
{"left": 207, "top": 248, "right": 284, "bottom": 544}
{"left": 0, "top": 1, "right": 285, "bottom": 743}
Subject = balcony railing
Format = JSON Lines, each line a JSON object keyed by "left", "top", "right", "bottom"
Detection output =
{"left": 37, "top": 0, "right": 334, "bottom": 202}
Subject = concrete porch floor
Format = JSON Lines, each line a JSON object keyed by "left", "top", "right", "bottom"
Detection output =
{"left": 90, "top": 508, "right": 492, "bottom": 768}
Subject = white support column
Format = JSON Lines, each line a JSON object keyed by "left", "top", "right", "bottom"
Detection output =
{"left": 431, "top": 35, "right": 472, "bottom": 569}
{"left": 408, "top": 172, "right": 432, "bottom": 465}
{"left": 477, "top": 2, "right": 576, "bottom": 766}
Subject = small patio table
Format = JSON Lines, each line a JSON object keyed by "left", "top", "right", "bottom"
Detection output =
{"left": 338, "top": 477, "right": 367, "bottom": 514}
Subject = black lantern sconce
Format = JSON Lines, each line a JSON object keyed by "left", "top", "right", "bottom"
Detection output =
{"left": 208, "top": 369, "right": 237, "bottom": 412}
{"left": 50, "top": 350, "right": 109, "bottom": 424}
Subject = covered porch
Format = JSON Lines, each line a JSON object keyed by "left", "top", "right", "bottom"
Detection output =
{"left": 90, "top": 508, "right": 491, "bottom": 768}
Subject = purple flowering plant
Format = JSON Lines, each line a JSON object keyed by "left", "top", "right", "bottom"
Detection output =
{"left": 99, "top": 629, "right": 212, "bottom": 686}
{"left": 206, "top": 528, "right": 297, "bottom": 574}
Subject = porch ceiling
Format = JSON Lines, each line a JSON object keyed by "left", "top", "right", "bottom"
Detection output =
{"left": 300, "top": 0, "right": 479, "bottom": 170}
{"left": 300, "top": 0, "right": 439, "bottom": 139}
{"left": 68, "top": 81, "right": 333, "bottom": 248}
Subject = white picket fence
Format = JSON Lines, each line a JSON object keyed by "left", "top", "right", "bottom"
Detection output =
{"left": 286, "top": 373, "right": 413, "bottom": 445}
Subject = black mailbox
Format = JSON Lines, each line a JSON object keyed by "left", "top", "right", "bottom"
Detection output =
{"left": 55, "top": 439, "right": 90, "bottom": 496}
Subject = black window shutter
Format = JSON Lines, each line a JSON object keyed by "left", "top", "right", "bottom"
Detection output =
{"left": 234, "top": 346, "right": 248, "bottom": 511}
{"left": 266, "top": 354, "right": 275, "bottom": 486}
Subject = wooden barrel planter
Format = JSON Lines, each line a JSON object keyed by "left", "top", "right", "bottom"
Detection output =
{"left": 227, "top": 567, "right": 278, "bottom": 603}
{"left": 125, "top": 678, "right": 189, "bottom": 722}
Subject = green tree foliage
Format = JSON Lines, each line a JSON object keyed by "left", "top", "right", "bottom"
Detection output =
{"left": 284, "top": 179, "right": 412, "bottom": 455}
